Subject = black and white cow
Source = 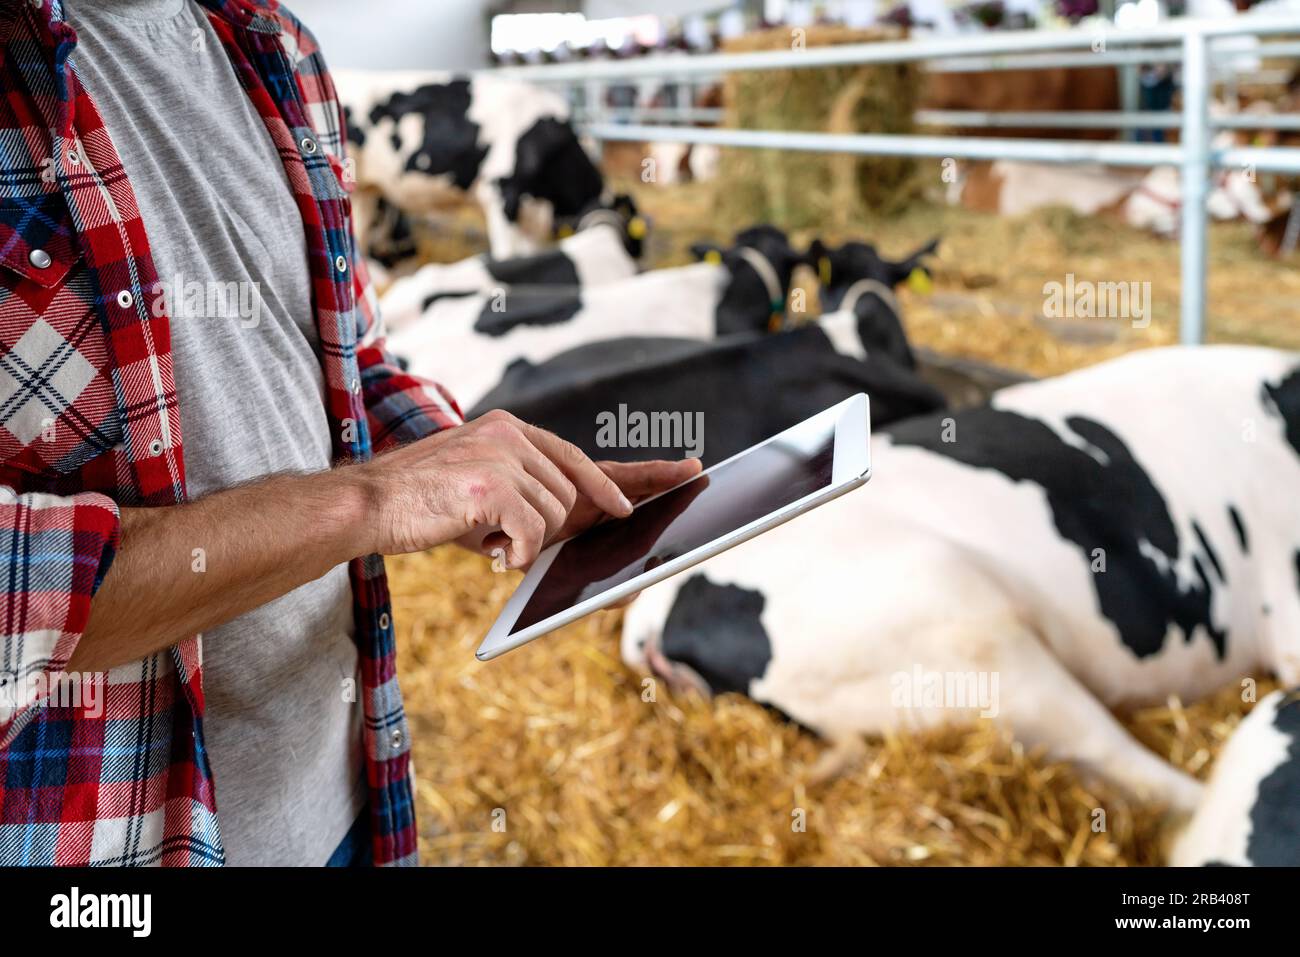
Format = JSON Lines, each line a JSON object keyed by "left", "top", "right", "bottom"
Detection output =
{"left": 469, "top": 287, "right": 947, "bottom": 466}
{"left": 809, "top": 237, "right": 941, "bottom": 369}
{"left": 336, "top": 69, "right": 605, "bottom": 259}
{"left": 1171, "top": 687, "right": 1300, "bottom": 866}
{"left": 622, "top": 346, "right": 1300, "bottom": 812}
{"left": 387, "top": 227, "right": 808, "bottom": 411}
{"left": 379, "top": 199, "right": 645, "bottom": 333}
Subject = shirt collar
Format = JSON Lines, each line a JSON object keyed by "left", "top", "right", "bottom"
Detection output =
{"left": 192, "top": 0, "right": 281, "bottom": 34}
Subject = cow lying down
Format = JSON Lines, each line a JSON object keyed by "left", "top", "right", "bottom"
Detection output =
{"left": 378, "top": 203, "right": 644, "bottom": 333}
{"left": 470, "top": 264, "right": 946, "bottom": 465}
{"left": 622, "top": 345, "right": 1300, "bottom": 814}
{"left": 387, "top": 227, "right": 807, "bottom": 411}
{"left": 1171, "top": 687, "right": 1300, "bottom": 866}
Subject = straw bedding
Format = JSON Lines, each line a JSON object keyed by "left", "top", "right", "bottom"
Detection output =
{"left": 393, "top": 547, "right": 1270, "bottom": 866}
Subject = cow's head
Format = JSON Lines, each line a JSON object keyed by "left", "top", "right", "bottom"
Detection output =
{"left": 808, "top": 237, "right": 940, "bottom": 369}
{"left": 554, "top": 193, "right": 650, "bottom": 258}
{"left": 622, "top": 575, "right": 773, "bottom": 699}
{"left": 690, "top": 225, "right": 810, "bottom": 336}
{"left": 811, "top": 237, "right": 940, "bottom": 310}
{"left": 496, "top": 117, "right": 605, "bottom": 228}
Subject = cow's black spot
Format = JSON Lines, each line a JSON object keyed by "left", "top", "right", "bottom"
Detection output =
{"left": 495, "top": 117, "right": 604, "bottom": 224}
{"left": 1294, "top": 550, "right": 1300, "bottom": 594}
{"left": 485, "top": 249, "right": 579, "bottom": 288}
{"left": 1193, "top": 520, "right": 1226, "bottom": 584}
{"left": 890, "top": 409, "right": 1227, "bottom": 660}
{"left": 343, "top": 105, "right": 365, "bottom": 147}
{"left": 472, "top": 289, "right": 583, "bottom": 337}
{"left": 661, "top": 575, "right": 772, "bottom": 696}
{"left": 1263, "top": 366, "right": 1300, "bottom": 458}
{"left": 1228, "top": 505, "right": 1249, "bottom": 553}
{"left": 419, "top": 289, "right": 479, "bottom": 313}
{"left": 853, "top": 292, "right": 915, "bottom": 369}
{"left": 711, "top": 226, "right": 802, "bottom": 337}
{"left": 1245, "top": 692, "right": 1300, "bottom": 865}
{"left": 469, "top": 328, "right": 944, "bottom": 465}
{"left": 368, "top": 80, "right": 487, "bottom": 191}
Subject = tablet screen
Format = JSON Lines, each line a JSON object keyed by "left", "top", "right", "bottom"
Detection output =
{"left": 510, "top": 424, "right": 837, "bottom": 634}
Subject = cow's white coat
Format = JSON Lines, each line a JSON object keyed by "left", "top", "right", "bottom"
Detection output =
{"left": 1170, "top": 689, "right": 1296, "bottom": 866}
{"left": 378, "top": 223, "right": 638, "bottom": 334}
{"left": 388, "top": 262, "right": 729, "bottom": 411}
{"left": 947, "top": 157, "right": 1274, "bottom": 236}
{"left": 336, "top": 69, "right": 578, "bottom": 258}
{"left": 622, "top": 346, "right": 1300, "bottom": 811}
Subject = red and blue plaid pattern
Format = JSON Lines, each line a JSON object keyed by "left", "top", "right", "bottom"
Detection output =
{"left": 0, "top": 0, "right": 461, "bottom": 865}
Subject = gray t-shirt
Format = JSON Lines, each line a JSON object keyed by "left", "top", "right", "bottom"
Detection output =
{"left": 66, "top": 0, "right": 365, "bottom": 866}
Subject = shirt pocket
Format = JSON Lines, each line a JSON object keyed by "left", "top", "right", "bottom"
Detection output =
{"left": 0, "top": 191, "right": 124, "bottom": 478}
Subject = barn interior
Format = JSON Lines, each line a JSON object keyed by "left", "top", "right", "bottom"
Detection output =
{"left": 301, "top": 0, "right": 1300, "bottom": 866}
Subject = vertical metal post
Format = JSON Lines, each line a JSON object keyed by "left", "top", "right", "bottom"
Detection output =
{"left": 1179, "top": 30, "right": 1210, "bottom": 345}
{"left": 1119, "top": 63, "right": 1140, "bottom": 142}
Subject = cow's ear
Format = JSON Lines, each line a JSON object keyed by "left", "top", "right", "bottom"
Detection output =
{"left": 805, "top": 239, "right": 834, "bottom": 287}
{"left": 888, "top": 236, "right": 941, "bottom": 288}
{"left": 690, "top": 242, "right": 724, "bottom": 264}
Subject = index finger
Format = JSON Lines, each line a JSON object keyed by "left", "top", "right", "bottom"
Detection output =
{"left": 517, "top": 422, "right": 633, "bottom": 518}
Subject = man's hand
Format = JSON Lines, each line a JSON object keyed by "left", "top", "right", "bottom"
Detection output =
{"left": 355, "top": 410, "right": 699, "bottom": 569}
{"left": 74, "top": 410, "right": 698, "bottom": 673}
{"left": 547, "top": 457, "right": 702, "bottom": 546}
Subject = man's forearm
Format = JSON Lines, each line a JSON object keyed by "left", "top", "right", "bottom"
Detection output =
{"left": 72, "top": 468, "right": 371, "bottom": 673}
{"left": 69, "top": 412, "right": 688, "bottom": 675}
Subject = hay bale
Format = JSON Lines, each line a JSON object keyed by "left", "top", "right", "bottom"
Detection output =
{"left": 713, "top": 24, "right": 922, "bottom": 232}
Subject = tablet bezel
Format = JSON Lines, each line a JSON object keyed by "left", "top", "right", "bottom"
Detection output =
{"left": 474, "top": 392, "right": 871, "bottom": 661}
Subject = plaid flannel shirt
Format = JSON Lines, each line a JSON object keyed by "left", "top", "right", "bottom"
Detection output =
{"left": 0, "top": 0, "right": 462, "bottom": 865}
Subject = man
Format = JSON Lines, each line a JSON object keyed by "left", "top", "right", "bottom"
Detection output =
{"left": 0, "top": 0, "right": 696, "bottom": 866}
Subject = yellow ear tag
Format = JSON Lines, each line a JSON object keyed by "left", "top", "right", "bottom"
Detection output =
{"left": 627, "top": 216, "right": 647, "bottom": 240}
{"left": 557, "top": 225, "right": 575, "bottom": 238}
{"left": 906, "top": 267, "right": 933, "bottom": 295}
{"left": 704, "top": 249, "right": 723, "bottom": 265}
{"left": 818, "top": 256, "right": 832, "bottom": 287}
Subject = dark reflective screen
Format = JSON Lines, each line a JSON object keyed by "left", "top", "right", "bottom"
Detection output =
{"left": 512, "top": 428, "right": 836, "bottom": 634}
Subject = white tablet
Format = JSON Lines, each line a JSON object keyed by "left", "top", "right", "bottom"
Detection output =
{"left": 475, "top": 393, "right": 872, "bottom": 661}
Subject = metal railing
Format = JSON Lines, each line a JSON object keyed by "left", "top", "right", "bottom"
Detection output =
{"left": 490, "top": 16, "right": 1300, "bottom": 345}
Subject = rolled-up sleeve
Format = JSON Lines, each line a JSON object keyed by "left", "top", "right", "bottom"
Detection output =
{"left": 358, "top": 342, "right": 464, "bottom": 452}
{"left": 353, "top": 242, "right": 464, "bottom": 452}
{"left": 0, "top": 486, "right": 119, "bottom": 748}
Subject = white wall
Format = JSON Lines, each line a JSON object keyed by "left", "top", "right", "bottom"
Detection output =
{"left": 290, "top": 0, "right": 490, "bottom": 71}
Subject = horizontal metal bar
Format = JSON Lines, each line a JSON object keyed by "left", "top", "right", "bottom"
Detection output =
{"left": 583, "top": 123, "right": 1300, "bottom": 173}
{"left": 489, "top": 18, "right": 1300, "bottom": 82}
{"left": 522, "top": 40, "right": 1300, "bottom": 85}
{"left": 928, "top": 37, "right": 1300, "bottom": 71}
{"left": 917, "top": 109, "right": 1180, "bottom": 129}
{"left": 585, "top": 122, "right": 1186, "bottom": 166}
{"left": 575, "top": 108, "right": 1300, "bottom": 133}
{"left": 1216, "top": 144, "right": 1300, "bottom": 173}
{"left": 573, "top": 107, "right": 726, "bottom": 124}
{"left": 917, "top": 110, "right": 1300, "bottom": 131}
{"left": 926, "top": 47, "right": 1184, "bottom": 71}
